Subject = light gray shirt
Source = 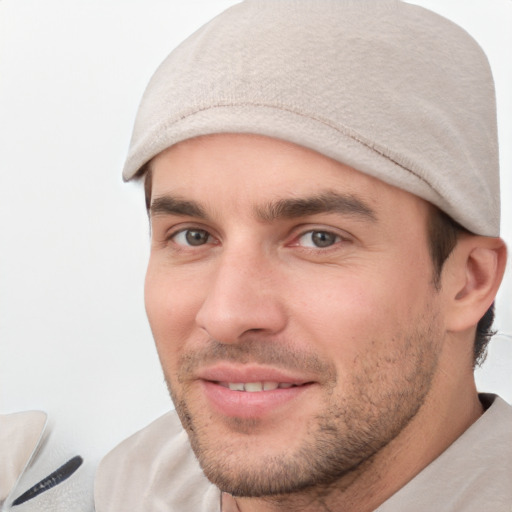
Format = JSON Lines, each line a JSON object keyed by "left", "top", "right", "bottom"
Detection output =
{"left": 95, "top": 394, "right": 512, "bottom": 511}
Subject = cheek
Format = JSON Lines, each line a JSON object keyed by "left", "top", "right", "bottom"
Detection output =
{"left": 144, "top": 262, "right": 203, "bottom": 365}
{"left": 292, "top": 259, "right": 435, "bottom": 363}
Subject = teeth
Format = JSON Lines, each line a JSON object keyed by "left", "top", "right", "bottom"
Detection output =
{"left": 222, "top": 382, "right": 297, "bottom": 392}
{"left": 244, "top": 382, "right": 263, "bottom": 392}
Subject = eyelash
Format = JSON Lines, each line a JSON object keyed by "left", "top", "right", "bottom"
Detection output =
{"left": 167, "top": 226, "right": 348, "bottom": 251}
{"left": 170, "top": 228, "right": 217, "bottom": 247}
{"left": 292, "top": 230, "right": 343, "bottom": 249}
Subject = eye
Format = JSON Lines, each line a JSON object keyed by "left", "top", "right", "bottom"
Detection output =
{"left": 296, "top": 230, "right": 341, "bottom": 248}
{"left": 172, "top": 228, "right": 213, "bottom": 247}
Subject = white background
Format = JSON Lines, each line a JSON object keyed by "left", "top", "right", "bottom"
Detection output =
{"left": 1, "top": 0, "right": 511, "bottom": 462}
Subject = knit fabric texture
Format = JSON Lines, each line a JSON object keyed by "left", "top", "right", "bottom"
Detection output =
{"left": 123, "top": 0, "right": 500, "bottom": 236}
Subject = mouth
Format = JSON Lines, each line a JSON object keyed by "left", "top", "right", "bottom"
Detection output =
{"left": 193, "top": 363, "right": 317, "bottom": 418}
{"left": 217, "top": 381, "right": 302, "bottom": 392}
{"left": 198, "top": 374, "right": 314, "bottom": 419}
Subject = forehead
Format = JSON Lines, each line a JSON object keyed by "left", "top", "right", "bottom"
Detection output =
{"left": 148, "top": 133, "right": 430, "bottom": 223}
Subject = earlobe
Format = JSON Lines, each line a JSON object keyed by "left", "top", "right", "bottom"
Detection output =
{"left": 446, "top": 236, "right": 507, "bottom": 332}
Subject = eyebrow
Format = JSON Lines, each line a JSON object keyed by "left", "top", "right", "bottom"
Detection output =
{"left": 256, "top": 191, "right": 377, "bottom": 222}
{"left": 149, "top": 191, "right": 377, "bottom": 223}
{"left": 150, "top": 196, "right": 209, "bottom": 219}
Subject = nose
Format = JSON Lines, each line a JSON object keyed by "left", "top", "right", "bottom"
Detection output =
{"left": 195, "top": 247, "right": 287, "bottom": 343}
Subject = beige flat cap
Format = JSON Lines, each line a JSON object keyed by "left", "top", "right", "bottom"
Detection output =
{"left": 124, "top": 0, "right": 500, "bottom": 236}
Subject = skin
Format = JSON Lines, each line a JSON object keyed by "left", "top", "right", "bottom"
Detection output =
{"left": 144, "top": 133, "right": 503, "bottom": 512}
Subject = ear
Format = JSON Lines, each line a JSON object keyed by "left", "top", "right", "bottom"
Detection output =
{"left": 444, "top": 236, "right": 507, "bottom": 333}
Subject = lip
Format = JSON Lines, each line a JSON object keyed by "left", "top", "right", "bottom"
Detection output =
{"left": 197, "top": 363, "right": 312, "bottom": 385}
{"left": 196, "top": 364, "right": 315, "bottom": 419}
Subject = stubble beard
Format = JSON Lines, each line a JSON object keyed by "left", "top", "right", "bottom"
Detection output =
{"left": 164, "top": 310, "right": 442, "bottom": 499}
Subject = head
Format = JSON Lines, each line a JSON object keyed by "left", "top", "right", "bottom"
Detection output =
{"left": 125, "top": 0, "right": 506, "bottom": 501}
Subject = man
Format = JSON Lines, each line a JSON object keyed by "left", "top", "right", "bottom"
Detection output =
{"left": 95, "top": 1, "right": 511, "bottom": 511}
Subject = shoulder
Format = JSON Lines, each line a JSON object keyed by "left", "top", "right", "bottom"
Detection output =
{"left": 95, "top": 410, "right": 219, "bottom": 512}
{"left": 377, "top": 394, "right": 512, "bottom": 512}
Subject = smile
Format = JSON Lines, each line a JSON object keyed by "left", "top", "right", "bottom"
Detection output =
{"left": 200, "top": 377, "right": 313, "bottom": 418}
{"left": 218, "top": 382, "right": 299, "bottom": 392}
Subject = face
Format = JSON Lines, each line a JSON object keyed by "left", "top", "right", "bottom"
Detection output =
{"left": 145, "top": 134, "right": 445, "bottom": 497}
